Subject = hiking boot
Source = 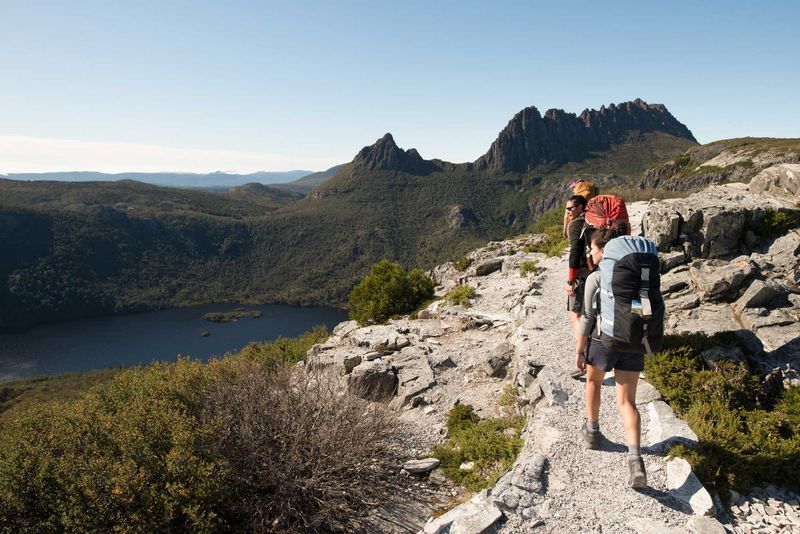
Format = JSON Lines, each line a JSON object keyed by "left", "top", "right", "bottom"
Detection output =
{"left": 628, "top": 456, "right": 647, "bottom": 488}
{"left": 581, "top": 421, "right": 600, "bottom": 450}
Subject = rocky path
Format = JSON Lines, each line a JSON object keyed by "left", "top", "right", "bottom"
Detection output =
{"left": 494, "top": 252, "right": 717, "bottom": 534}
{"left": 310, "top": 192, "right": 800, "bottom": 533}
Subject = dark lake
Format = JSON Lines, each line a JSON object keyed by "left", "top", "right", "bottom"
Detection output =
{"left": 0, "top": 303, "right": 348, "bottom": 383}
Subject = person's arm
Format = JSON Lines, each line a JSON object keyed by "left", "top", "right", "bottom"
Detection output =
{"left": 567, "top": 219, "right": 584, "bottom": 294}
{"left": 575, "top": 271, "right": 600, "bottom": 369}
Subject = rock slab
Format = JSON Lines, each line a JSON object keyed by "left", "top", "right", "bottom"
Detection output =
{"left": 666, "top": 457, "right": 716, "bottom": 517}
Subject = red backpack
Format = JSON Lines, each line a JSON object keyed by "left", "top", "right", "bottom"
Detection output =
{"left": 583, "top": 195, "right": 630, "bottom": 270}
{"left": 584, "top": 195, "right": 630, "bottom": 234}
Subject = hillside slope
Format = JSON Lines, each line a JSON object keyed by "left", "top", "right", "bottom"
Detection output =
{"left": 0, "top": 100, "right": 696, "bottom": 331}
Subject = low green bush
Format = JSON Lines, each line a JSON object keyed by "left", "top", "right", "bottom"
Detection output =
{"left": 519, "top": 260, "right": 538, "bottom": 277}
{"left": 498, "top": 384, "right": 519, "bottom": 407}
{"left": 644, "top": 333, "right": 800, "bottom": 495}
{"left": 347, "top": 260, "right": 435, "bottom": 325}
{"left": 433, "top": 405, "right": 524, "bottom": 491}
{"left": 526, "top": 206, "right": 568, "bottom": 257}
{"left": 445, "top": 285, "right": 475, "bottom": 307}
{"left": 0, "top": 328, "right": 397, "bottom": 533}
{"left": 751, "top": 208, "right": 800, "bottom": 239}
{"left": 453, "top": 256, "right": 472, "bottom": 271}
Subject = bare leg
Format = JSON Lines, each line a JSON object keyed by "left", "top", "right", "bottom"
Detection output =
{"left": 585, "top": 364, "right": 605, "bottom": 423}
{"left": 614, "top": 370, "right": 641, "bottom": 447}
{"left": 569, "top": 311, "right": 580, "bottom": 338}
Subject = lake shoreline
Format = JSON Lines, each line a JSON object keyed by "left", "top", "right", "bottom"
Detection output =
{"left": 0, "top": 302, "right": 348, "bottom": 384}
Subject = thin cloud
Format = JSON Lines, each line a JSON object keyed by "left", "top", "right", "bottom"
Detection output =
{"left": 0, "top": 136, "right": 341, "bottom": 174}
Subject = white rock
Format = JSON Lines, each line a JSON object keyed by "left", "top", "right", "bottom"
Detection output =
{"left": 647, "top": 400, "right": 698, "bottom": 452}
{"left": 666, "top": 457, "right": 716, "bottom": 516}
{"left": 421, "top": 490, "right": 503, "bottom": 534}
{"left": 686, "top": 516, "right": 727, "bottom": 534}
{"left": 403, "top": 458, "right": 440, "bottom": 474}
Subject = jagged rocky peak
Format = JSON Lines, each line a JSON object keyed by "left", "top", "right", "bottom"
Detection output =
{"left": 476, "top": 99, "right": 697, "bottom": 173}
{"left": 351, "top": 133, "right": 433, "bottom": 174}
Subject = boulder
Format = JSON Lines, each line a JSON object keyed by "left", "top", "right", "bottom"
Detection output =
{"left": 347, "top": 360, "right": 397, "bottom": 401}
{"left": 403, "top": 458, "right": 440, "bottom": 475}
{"left": 635, "top": 379, "right": 663, "bottom": 405}
{"left": 474, "top": 258, "right": 504, "bottom": 277}
{"left": 491, "top": 454, "right": 546, "bottom": 514}
{"left": 422, "top": 490, "right": 503, "bottom": 534}
{"left": 699, "top": 346, "right": 746, "bottom": 369}
{"left": 666, "top": 292, "right": 700, "bottom": 312}
{"left": 661, "top": 270, "right": 690, "bottom": 295}
{"left": 346, "top": 324, "right": 411, "bottom": 353}
{"left": 733, "top": 279, "right": 783, "bottom": 315}
{"left": 332, "top": 320, "right": 359, "bottom": 337}
{"left": 536, "top": 368, "right": 568, "bottom": 406}
{"left": 641, "top": 183, "right": 793, "bottom": 259}
{"left": 647, "top": 400, "right": 697, "bottom": 452}
{"left": 756, "top": 230, "right": 800, "bottom": 282}
{"left": 666, "top": 457, "right": 716, "bottom": 516}
{"left": 427, "top": 350, "right": 456, "bottom": 369}
{"left": 483, "top": 342, "right": 514, "bottom": 378}
{"left": 391, "top": 347, "right": 436, "bottom": 408}
{"left": 689, "top": 257, "right": 757, "bottom": 301}
{"left": 685, "top": 516, "right": 726, "bottom": 534}
{"left": 660, "top": 250, "right": 688, "bottom": 273}
{"left": 643, "top": 205, "right": 682, "bottom": 251}
{"left": 749, "top": 163, "right": 800, "bottom": 200}
{"left": 739, "top": 308, "right": 795, "bottom": 331}
{"left": 664, "top": 303, "right": 740, "bottom": 336}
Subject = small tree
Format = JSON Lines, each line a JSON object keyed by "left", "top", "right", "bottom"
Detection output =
{"left": 348, "top": 260, "right": 435, "bottom": 325}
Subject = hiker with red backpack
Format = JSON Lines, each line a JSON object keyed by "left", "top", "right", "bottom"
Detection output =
{"left": 562, "top": 179, "right": 597, "bottom": 239}
{"left": 566, "top": 195, "right": 591, "bottom": 335}
{"left": 573, "top": 221, "right": 665, "bottom": 489}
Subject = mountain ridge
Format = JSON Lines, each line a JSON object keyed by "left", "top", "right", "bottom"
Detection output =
{"left": 0, "top": 99, "right": 706, "bottom": 331}
{"left": 475, "top": 98, "right": 696, "bottom": 173}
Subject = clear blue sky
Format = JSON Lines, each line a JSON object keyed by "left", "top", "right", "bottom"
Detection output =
{"left": 1, "top": 0, "right": 798, "bottom": 173}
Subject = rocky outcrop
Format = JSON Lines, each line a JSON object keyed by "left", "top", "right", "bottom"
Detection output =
{"left": 749, "top": 163, "right": 800, "bottom": 200}
{"left": 351, "top": 133, "right": 440, "bottom": 175}
{"left": 307, "top": 176, "right": 799, "bottom": 532}
{"left": 642, "top": 183, "right": 797, "bottom": 257}
{"left": 643, "top": 179, "right": 800, "bottom": 378}
{"left": 640, "top": 140, "right": 800, "bottom": 192}
{"left": 475, "top": 99, "right": 697, "bottom": 173}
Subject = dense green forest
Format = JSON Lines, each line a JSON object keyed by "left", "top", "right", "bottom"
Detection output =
{"left": 0, "top": 132, "right": 694, "bottom": 332}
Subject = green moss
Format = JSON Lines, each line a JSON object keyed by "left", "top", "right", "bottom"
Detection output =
{"left": 433, "top": 405, "right": 524, "bottom": 492}
{"left": 644, "top": 333, "right": 800, "bottom": 495}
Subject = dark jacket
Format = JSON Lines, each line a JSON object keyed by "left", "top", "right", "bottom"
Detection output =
{"left": 568, "top": 214, "right": 590, "bottom": 282}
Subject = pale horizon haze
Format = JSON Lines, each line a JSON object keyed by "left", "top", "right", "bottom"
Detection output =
{"left": 1, "top": 0, "right": 798, "bottom": 174}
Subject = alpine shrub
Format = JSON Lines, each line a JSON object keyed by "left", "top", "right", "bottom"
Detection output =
{"left": 644, "top": 333, "right": 800, "bottom": 495}
{"left": 434, "top": 405, "right": 524, "bottom": 491}
{"left": 347, "top": 260, "right": 435, "bottom": 325}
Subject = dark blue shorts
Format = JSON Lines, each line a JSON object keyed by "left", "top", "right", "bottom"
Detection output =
{"left": 587, "top": 339, "right": 644, "bottom": 372}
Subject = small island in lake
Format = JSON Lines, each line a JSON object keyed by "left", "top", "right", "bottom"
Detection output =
{"left": 202, "top": 310, "right": 263, "bottom": 322}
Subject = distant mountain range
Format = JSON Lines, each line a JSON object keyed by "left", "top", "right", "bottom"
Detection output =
{"left": 0, "top": 99, "right": 717, "bottom": 331}
{"left": 1, "top": 170, "right": 315, "bottom": 189}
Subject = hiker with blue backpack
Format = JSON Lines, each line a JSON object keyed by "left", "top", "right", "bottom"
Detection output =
{"left": 573, "top": 197, "right": 665, "bottom": 489}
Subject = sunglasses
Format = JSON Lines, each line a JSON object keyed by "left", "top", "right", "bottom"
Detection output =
{"left": 565, "top": 206, "right": 578, "bottom": 211}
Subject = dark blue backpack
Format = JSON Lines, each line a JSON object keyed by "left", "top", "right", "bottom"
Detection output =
{"left": 598, "top": 236, "right": 664, "bottom": 356}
